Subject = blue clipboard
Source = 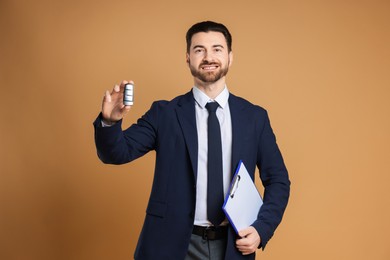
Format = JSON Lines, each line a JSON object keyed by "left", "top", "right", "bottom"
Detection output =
{"left": 222, "top": 160, "right": 263, "bottom": 234}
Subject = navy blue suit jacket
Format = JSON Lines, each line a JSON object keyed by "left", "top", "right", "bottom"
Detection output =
{"left": 94, "top": 91, "right": 290, "bottom": 259}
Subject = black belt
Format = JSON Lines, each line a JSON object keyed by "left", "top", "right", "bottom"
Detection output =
{"left": 192, "top": 225, "right": 228, "bottom": 240}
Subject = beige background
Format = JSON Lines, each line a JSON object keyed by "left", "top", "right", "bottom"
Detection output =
{"left": 1, "top": 0, "right": 389, "bottom": 259}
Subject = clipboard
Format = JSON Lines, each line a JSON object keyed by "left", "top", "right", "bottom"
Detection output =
{"left": 222, "top": 160, "right": 263, "bottom": 234}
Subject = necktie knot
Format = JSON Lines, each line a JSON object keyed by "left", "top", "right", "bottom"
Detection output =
{"left": 206, "top": 102, "right": 219, "bottom": 114}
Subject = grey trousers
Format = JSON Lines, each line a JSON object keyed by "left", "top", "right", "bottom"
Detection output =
{"left": 185, "top": 233, "right": 227, "bottom": 260}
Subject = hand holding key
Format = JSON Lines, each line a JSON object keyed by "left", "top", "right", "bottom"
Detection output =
{"left": 101, "top": 80, "right": 134, "bottom": 125}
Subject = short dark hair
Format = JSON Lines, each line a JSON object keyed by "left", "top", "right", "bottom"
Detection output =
{"left": 186, "top": 21, "right": 232, "bottom": 53}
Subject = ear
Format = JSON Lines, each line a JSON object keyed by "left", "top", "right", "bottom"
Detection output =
{"left": 228, "top": 51, "right": 233, "bottom": 67}
{"left": 186, "top": 53, "right": 190, "bottom": 65}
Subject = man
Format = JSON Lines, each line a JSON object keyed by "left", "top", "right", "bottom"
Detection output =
{"left": 94, "top": 21, "right": 290, "bottom": 260}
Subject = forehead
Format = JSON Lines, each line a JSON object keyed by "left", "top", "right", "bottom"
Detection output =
{"left": 190, "top": 31, "right": 227, "bottom": 48}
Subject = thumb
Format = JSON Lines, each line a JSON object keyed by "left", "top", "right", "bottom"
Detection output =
{"left": 238, "top": 227, "right": 252, "bottom": 238}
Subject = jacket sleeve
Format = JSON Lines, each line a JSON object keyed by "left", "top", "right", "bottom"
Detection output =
{"left": 251, "top": 109, "right": 290, "bottom": 250}
{"left": 93, "top": 102, "right": 160, "bottom": 165}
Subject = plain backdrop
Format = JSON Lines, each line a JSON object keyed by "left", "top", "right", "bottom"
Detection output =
{"left": 1, "top": 0, "right": 389, "bottom": 259}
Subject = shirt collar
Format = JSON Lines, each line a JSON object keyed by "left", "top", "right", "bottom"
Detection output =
{"left": 192, "top": 85, "right": 229, "bottom": 109}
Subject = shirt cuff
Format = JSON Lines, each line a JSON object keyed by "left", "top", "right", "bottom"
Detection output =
{"left": 101, "top": 119, "right": 115, "bottom": 127}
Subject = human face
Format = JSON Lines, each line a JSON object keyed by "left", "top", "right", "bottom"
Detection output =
{"left": 186, "top": 31, "right": 233, "bottom": 84}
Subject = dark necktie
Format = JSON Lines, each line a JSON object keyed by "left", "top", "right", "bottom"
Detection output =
{"left": 206, "top": 102, "right": 225, "bottom": 226}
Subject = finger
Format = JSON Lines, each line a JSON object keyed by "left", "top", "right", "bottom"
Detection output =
{"left": 119, "top": 80, "right": 133, "bottom": 91}
{"left": 238, "top": 232, "right": 246, "bottom": 238}
{"left": 104, "top": 90, "right": 111, "bottom": 103}
{"left": 236, "top": 237, "right": 245, "bottom": 246}
{"left": 236, "top": 246, "right": 253, "bottom": 255}
{"left": 121, "top": 80, "right": 130, "bottom": 85}
{"left": 236, "top": 236, "right": 255, "bottom": 247}
{"left": 236, "top": 244, "right": 255, "bottom": 255}
{"left": 238, "top": 227, "right": 252, "bottom": 238}
{"left": 119, "top": 80, "right": 127, "bottom": 91}
{"left": 113, "top": 84, "right": 120, "bottom": 93}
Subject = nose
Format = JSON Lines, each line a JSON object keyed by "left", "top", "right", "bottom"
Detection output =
{"left": 203, "top": 51, "right": 215, "bottom": 63}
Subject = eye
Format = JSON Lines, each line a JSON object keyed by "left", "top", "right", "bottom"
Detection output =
{"left": 194, "top": 48, "right": 204, "bottom": 53}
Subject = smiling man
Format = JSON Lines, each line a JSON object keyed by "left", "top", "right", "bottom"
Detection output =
{"left": 187, "top": 31, "right": 232, "bottom": 87}
{"left": 93, "top": 21, "right": 290, "bottom": 260}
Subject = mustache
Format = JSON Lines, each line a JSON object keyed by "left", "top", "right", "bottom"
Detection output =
{"left": 199, "top": 61, "right": 221, "bottom": 67}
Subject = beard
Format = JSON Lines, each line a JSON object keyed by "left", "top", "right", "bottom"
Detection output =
{"left": 189, "top": 59, "right": 230, "bottom": 83}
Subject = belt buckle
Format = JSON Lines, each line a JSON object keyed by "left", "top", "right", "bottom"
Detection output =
{"left": 203, "top": 226, "right": 211, "bottom": 240}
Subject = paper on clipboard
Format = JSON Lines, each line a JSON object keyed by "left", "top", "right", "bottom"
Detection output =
{"left": 222, "top": 160, "right": 263, "bottom": 234}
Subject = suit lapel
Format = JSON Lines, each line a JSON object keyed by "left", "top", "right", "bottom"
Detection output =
{"left": 175, "top": 91, "right": 247, "bottom": 180}
{"left": 229, "top": 94, "right": 247, "bottom": 176}
{"left": 175, "top": 91, "right": 198, "bottom": 179}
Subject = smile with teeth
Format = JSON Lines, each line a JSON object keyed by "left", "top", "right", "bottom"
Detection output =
{"left": 201, "top": 65, "right": 219, "bottom": 70}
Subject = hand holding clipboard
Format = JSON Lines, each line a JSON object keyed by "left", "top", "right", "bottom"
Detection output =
{"left": 222, "top": 161, "right": 263, "bottom": 234}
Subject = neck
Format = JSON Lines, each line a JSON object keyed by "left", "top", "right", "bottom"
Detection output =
{"left": 194, "top": 77, "right": 226, "bottom": 99}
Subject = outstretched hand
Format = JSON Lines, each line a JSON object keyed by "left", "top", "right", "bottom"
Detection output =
{"left": 101, "top": 80, "right": 132, "bottom": 125}
{"left": 236, "top": 226, "right": 261, "bottom": 255}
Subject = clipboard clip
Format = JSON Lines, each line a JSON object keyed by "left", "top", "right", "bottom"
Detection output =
{"left": 229, "top": 175, "right": 241, "bottom": 198}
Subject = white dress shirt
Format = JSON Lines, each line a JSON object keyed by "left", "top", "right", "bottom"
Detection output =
{"left": 192, "top": 86, "right": 232, "bottom": 227}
